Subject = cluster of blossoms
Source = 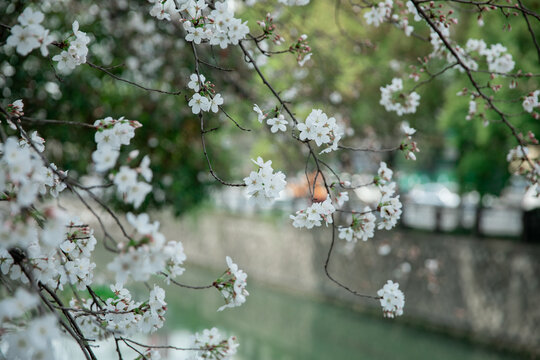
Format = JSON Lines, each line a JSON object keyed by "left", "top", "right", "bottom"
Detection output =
{"left": 291, "top": 195, "right": 336, "bottom": 229}
{"left": 336, "top": 162, "right": 402, "bottom": 243}
{"left": 148, "top": 0, "right": 249, "bottom": 49}
{"left": 0, "top": 289, "right": 61, "bottom": 359}
{"left": 380, "top": 78, "right": 421, "bottom": 116}
{"left": 1, "top": 101, "right": 67, "bottom": 208}
{"left": 92, "top": 117, "right": 139, "bottom": 171}
{"left": 522, "top": 90, "right": 540, "bottom": 115}
{"left": 71, "top": 284, "right": 167, "bottom": 338}
{"left": 363, "top": 0, "right": 422, "bottom": 37}
{"left": 400, "top": 122, "right": 420, "bottom": 161}
{"left": 187, "top": 73, "right": 224, "bottom": 114}
{"left": 190, "top": 327, "right": 239, "bottom": 360}
{"left": 364, "top": 0, "right": 393, "bottom": 27}
{"left": 457, "top": 39, "right": 516, "bottom": 74}
{"left": 91, "top": 116, "right": 153, "bottom": 208}
{"left": 375, "top": 162, "right": 402, "bottom": 230}
{"left": 420, "top": 8, "right": 516, "bottom": 75}
{"left": 215, "top": 256, "right": 249, "bottom": 312}
{"left": 377, "top": 280, "right": 405, "bottom": 318}
{"left": 1, "top": 133, "right": 66, "bottom": 210}
{"left": 1, "top": 215, "right": 97, "bottom": 291}
{"left": 6, "top": 100, "right": 24, "bottom": 118}
{"left": 6, "top": 7, "right": 53, "bottom": 56}
{"left": 243, "top": 157, "right": 287, "bottom": 205}
{"left": 53, "top": 21, "right": 91, "bottom": 73}
{"left": 334, "top": 189, "right": 375, "bottom": 243}
{"left": 108, "top": 212, "right": 186, "bottom": 283}
{"left": 0, "top": 104, "right": 99, "bottom": 295}
{"left": 338, "top": 208, "right": 377, "bottom": 243}
{"left": 57, "top": 220, "right": 97, "bottom": 290}
{"left": 297, "top": 109, "right": 344, "bottom": 153}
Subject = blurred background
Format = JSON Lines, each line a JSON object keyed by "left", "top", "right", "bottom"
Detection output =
{"left": 2, "top": 0, "right": 539, "bottom": 359}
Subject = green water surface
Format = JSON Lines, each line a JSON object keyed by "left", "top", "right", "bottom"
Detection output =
{"left": 162, "top": 266, "right": 523, "bottom": 360}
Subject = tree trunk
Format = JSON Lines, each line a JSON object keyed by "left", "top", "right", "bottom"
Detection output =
{"left": 474, "top": 196, "right": 484, "bottom": 238}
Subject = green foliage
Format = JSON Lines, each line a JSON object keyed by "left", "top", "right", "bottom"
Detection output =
{"left": 243, "top": 1, "right": 540, "bottom": 195}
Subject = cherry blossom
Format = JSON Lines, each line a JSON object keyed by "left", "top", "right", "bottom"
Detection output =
{"left": 377, "top": 280, "right": 405, "bottom": 318}
{"left": 244, "top": 157, "right": 287, "bottom": 205}
{"left": 216, "top": 256, "right": 249, "bottom": 311}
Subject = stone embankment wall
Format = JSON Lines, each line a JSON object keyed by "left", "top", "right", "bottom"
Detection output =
{"left": 154, "top": 210, "right": 540, "bottom": 356}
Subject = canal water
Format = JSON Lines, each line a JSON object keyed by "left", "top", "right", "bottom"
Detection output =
{"left": 59, "top": 265, "right": 523, "bottom": 359}
{"left": 161, "top": 266, "right": 521, "bottom": 360}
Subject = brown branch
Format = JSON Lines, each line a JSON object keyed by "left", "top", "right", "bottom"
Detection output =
{"left": 339, "top": 145, "right": 400, "bottom": 152}
{"left": 161, "top": 272, "right": 214, "bottom": 289}
{"left": 21, "top": 117, "right": 96, "bottom": 128}
{"left": 517, "top": 0, "right": 540, "bottom": 63}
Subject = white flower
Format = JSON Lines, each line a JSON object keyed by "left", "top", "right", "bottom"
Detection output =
{"left": 400, "top": 122, "right": 416, "bottom": 137}
{"left": 191, "top": 328, "right": 239, "bottom": 360}
{"left": 406, "top": 1, "right": 422, "bottom": 21}
{"left": 188, "top": 93, "right": 210, "bottom": 114}
{"left": 38, "top": 28, "right": 54, "bottom": 56}
{"left": 11, "top": 99, "right": 24, "bottom": 114}
{"left": 210, "top": 93, "right": 224, "bottom": 113}
{"left": 336, "top": 192, "right": 349, "bottom": 207}
{"left": 149, "top": 0, "right": 177, "bottom": 21}
{"left": 298, "top": 52, "right": 312, "bottom": 66}
{"left": 149, "top": 285, "right": 167, "bottom": 312}
{"left": 380, "top": 78, "right": 420, "bottom": 116}
{"left": 188, "top": 73, "right": 206, "bottom": 92}
{"left": 377, "top": 280, "right": 405, "bottom": 318}
{"left": 296, "top": 109, "right": 342, "bottom": 152}
{"left": 481, "top": 43, "right": 515, "bottom": 74}
{"left": 465, "top": 38, "right": 487, "bottom": 54}
{"left": 52, "top": 51, "right": 77, "bottom": 71}
{"left": 18, "top": 7, "right": 44, "bottom": 26}
{"left": 377, "top": 162, "right": 393, "bottom": 183}
{"left": 52, "top": 20, "right": 91, "bottom": 72}
{"left": 338, "top": 226, "right": 354, "bottom": 242}
{"left": 253, "top": 104, "right": 266, "bottom": 123}
{"left": 216, "top": 256, "right": 249, "bottom": 311}
{"left": 291, "top": 195, "right": 335, "bottom": 229}
{"left": 92, "top": 148, "right": 119, "bottom": 172}
{"left": 139, "top": 155, "right": 153, "bottom": 182}
{"left": 6, "top": 25, "right": 40, "bottom": 56}
{"left": 364, "top": 0, "right": 393, "bottom": 27}
{"left": 522, "top": 90, "right": 539, "bottom": 113}
{"left": 185, "top": 26, "right": 206, "bottom": 44}
{"left": 351, "top": 208, "right": 377, "bottom": 242}
{"left": 243, "top": 157, "right": 287, "bottom": 205}
{"left": 114, "top": 166, "right": 138, "bottom": 193}
{"left": 126, "top": 181, "right": 152, "bottom": 208}
{"left": 266, "top": 114, "right": 288, "bottom": 133}
{"left": 127, "top": 212, "right": 159, "bottom": 235}
{"left": 378, "top": 195, "right": 402, "bottom": 230}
